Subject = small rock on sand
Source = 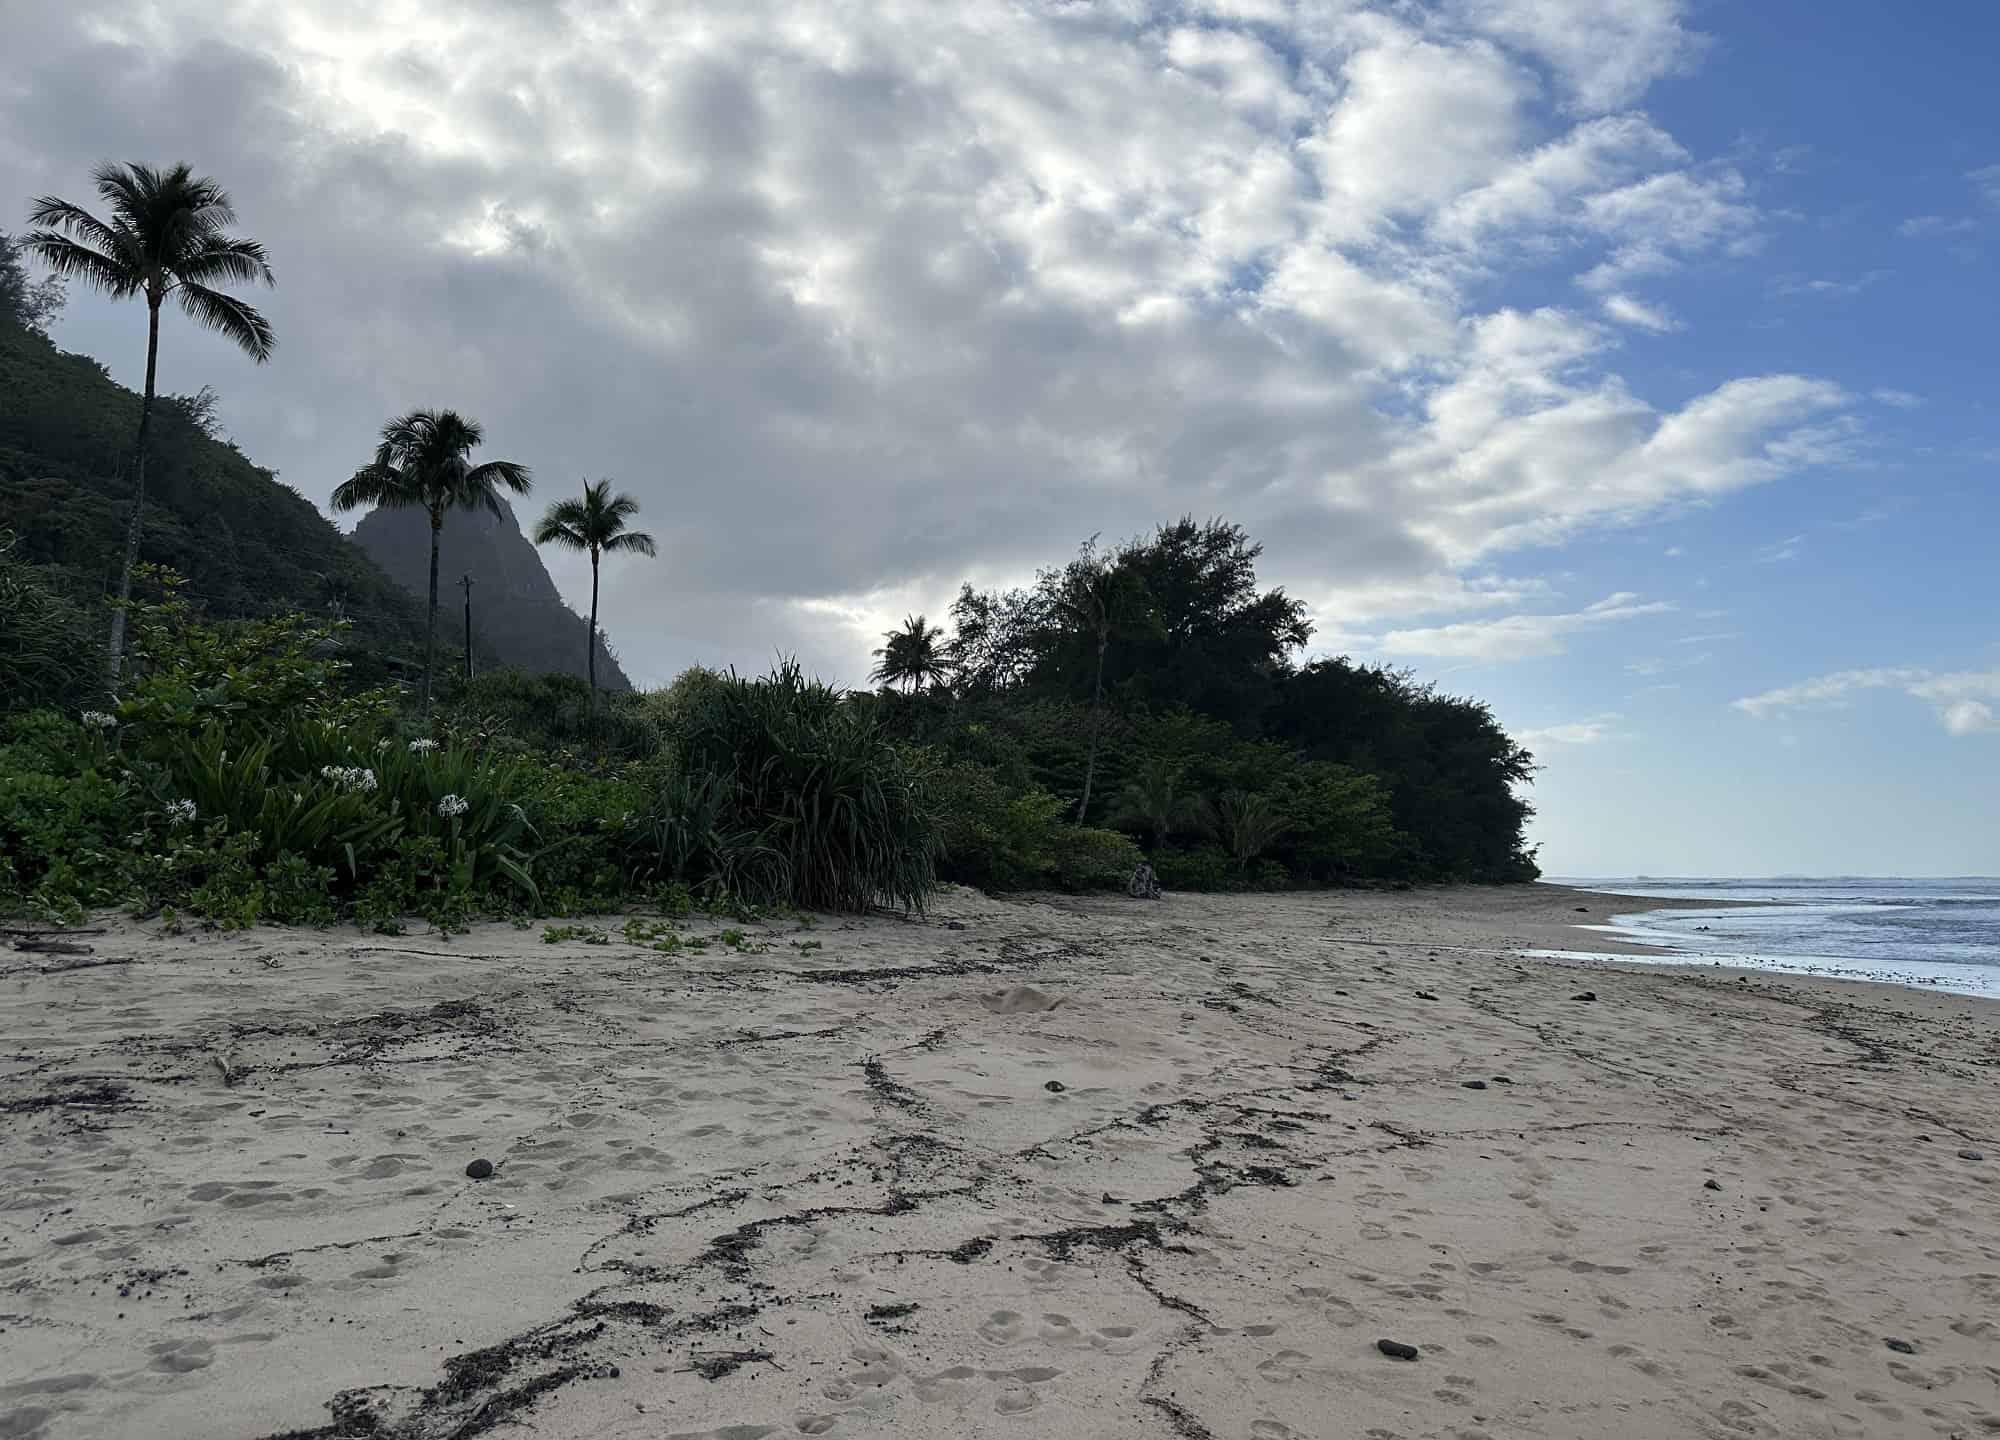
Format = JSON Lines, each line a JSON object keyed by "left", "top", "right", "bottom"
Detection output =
{"left": 1460, "top": 1080, "right": 1488, "bottom": 1090}
{"left": 1703, "top": 1179, "right": 1723, "bottom": 1191}
{"left": 465, "top": 1158, "right": 495, "bottom": 1180}
{"left": 1572, "top": 991, "right": 1598, "bottom": 1002}
{"left": 1043, "top": 1080, "right": 1066, "bottom": 1093}
{"left": 1885, "top": 1338, "right": 1916, "bottom": 1354}
{"left": 1414, "top": 991, "right": 1439, "bottom": 1001}
{"left": 1958, "top": 1149, "right": 1985, "bottom": 1161}
{"left": 981, "top": 985, "right": 1062, "bottom": 1015}
{"left": 1376, "top": 1339, "right": 1419, "bottom": 1361}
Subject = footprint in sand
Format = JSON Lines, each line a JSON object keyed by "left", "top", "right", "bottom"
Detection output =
{"left": 994, "top": 1387, "right": 1039, "bottom": 1414}
{"left": 1256, "top": 1350, "right": 1310, "bottom": 1384}
{"left": 1088, "top": 1325, "right": 1143, "bottom": 1355}
{"left": 1037, "top": 1314, "right": 1081, "bottom": 1345}
{"left": 147, "top": 1339, "right": 214, "bottom": 1374}
{"left": 978, "top": 1312, "right": 1025, "bottom": 1345}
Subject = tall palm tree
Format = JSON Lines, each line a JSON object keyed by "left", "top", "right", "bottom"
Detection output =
{"left": 331, "top": 410, "right": 531, "bottom": 712}
{"left": 531, "top": 479, "right": 656, "bottom": 708}
{"left": 870, "top": 615, "right": 949, "bottom": 694}
{"left": 23, "top": 163, "right": 275, "bottom": 690}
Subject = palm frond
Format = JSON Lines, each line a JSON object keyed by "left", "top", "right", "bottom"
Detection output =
{"left": 175, "top": 280, "right": 276, "bottom": 361}
{"left": 603, "top": 530, "right": 657, "bottom": 556}
{"left": 18, "top": 231, "right": 139, "bottom": 295}
{"left": 461, "top": 458, "right": 533, "bottom": 516}
{"left": 22, "top": 197, "right": 132, "bottom": 264}
{"left": 329, "top": 463, "right": 414, "bottom": 513}
{"left": 173, "top": 233, "right": 274, "bottom": 288}
{"left": 534, "top": 521, "right": 588, "bottom": 551}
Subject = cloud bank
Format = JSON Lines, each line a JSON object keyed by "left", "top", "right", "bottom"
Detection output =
{"left": 0, "top": 0, "right": 1852, "bottom": 684}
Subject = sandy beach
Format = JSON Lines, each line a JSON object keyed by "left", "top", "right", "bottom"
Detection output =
{"left": 4, "top": 884, "right": 1997, "bottom": 1440}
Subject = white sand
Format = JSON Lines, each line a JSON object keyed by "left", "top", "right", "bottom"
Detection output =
{"left": 3, "top": 885, "right": 1996, "bottom": 1440}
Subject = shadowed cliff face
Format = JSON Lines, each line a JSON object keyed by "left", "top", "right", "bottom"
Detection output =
{"left": 349, "top": 497, "right": 633, "bottom": 692}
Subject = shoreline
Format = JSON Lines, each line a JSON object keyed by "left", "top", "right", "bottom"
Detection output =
{"left": 4, "top": 886, "right": 1996, "bottom": 1440}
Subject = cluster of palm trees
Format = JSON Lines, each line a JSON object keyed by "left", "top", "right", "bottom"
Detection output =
{"left": 23, "top": 161, "right": 654, "bottom": 712}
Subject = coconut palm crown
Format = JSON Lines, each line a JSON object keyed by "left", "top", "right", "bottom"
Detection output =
{"left": 24, "top": 161, "right": 276, "bottom": 688}
{"left": 532, "top": 479, "right": 656, "bottom": 706}
{"left": 331, "top": 409, "right": 531, "bottom": 711}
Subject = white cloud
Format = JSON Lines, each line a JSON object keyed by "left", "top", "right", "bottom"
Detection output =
{"left": 1941, "top": 699, "right": 1997, "bottom": 736}
{"left": 1373, "top": 592, "right": 1673, "bottom": 661}
{"left": 1872, "top": 388, "right": 1923, "bottom": 409}
{"left": 1517, "top": 711, "right": 1626, "bottom": 746}
{"left": 1899, "top": 215, "right": 1976, "bottom": 238}
{"left": 1753, "top": 534, "right": 1804, "bottom": 563}
{"left": 1970, "top": 163, "right": 2000, "bottom": 209}
{"left": 1772, "top": 270, "right": 1889, "bottom": 299}
{"left": 0, "top": 0, "right": 1850, "bottom": 686}
{"left": 1577, "top": 168, "right": 1760, "bottom": 290}
{"left": 1734, "top": 668, "right": 2000, "bottom": 736}
{"left": 1452, "top": 0, "right": 1705, "bottom": 111}
{"left": 1602, "top": 292, "right": 1680, "bottom": 331}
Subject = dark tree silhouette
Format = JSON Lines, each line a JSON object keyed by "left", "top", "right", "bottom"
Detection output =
{"left": 23, "top": 163, "right": 275, "bottom": 689}
{"left": 532, "top": 480, "right": 656, "bottom": 708}
{"left": 871, "top": 614, "right": 949, "bottom": 693}
{"left": 331, "top": 410, "right": 531, "bottom": 711}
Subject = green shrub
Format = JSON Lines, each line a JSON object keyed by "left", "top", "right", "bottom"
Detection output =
{"left": 1152, "top": 844, "right": 1241, "bottom": 892}
{"left": 675, "top": 662, "right": 938, "bottom": 912}
{"left": 1045, "top": 825, "right": 1143, "bottom": 892}
{"left": 0, "top": 531, "right": 97, "bottom": 716}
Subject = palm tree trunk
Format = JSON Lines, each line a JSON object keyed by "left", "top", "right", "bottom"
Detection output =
{"left": 587, "top": 551, "right": 600, "bottom": 711}
{"left": 1078, "top": 627, "right": 1108, "bottom": 822}
{"left": 424, "top": 512, "right": 441, "bottom": 713}
{"left": 105, "top": 298, "right": 162, "bottom": 694}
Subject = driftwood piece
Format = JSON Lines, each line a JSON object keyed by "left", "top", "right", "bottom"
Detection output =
{"left": 11, "top": 938, "right": 96, "bottom": 956}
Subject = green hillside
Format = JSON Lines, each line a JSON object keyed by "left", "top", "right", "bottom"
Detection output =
{"left": 0, "top": 316, "right": 427, "bottom": 677}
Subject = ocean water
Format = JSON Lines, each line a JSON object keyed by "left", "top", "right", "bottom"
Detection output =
{"left": 1541, "top": 877, "right": 2000, "bottom": 999}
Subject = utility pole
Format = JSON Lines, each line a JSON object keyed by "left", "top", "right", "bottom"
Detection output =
{"left": 457, "top": 573, "right": 475, "bottom": 681}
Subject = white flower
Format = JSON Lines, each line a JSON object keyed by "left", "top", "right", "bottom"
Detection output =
{"left": 436, "top": 793, "right": 470, "bottom": 818}
{"left": 320, "top": 765, "right": 379, "bottom": 794}
{"left": 80, "top": 710, "right": 117, "bottom": 730}
{"left": 166, "top": 799, "right": 197, "bottom": 824}
{"left": 408, "top": 738, "right": 440, "bottom": 754}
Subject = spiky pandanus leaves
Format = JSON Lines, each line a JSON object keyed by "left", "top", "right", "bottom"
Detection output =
{"left": 673, "top": 661, "right": 940, "bottom": 914}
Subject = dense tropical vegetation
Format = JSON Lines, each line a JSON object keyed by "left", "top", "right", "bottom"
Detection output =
{"left": 1, "top": 163, "right": 1539, "bottom": 932}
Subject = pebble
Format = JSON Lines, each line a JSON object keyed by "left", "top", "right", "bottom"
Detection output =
{"left": 1958, "top": 1149, "right": 1985, "bottom": 1161}
{"left": 465, "top": 1158, "right": 495, "bottom": 1180}
{"left": 1460, "top": 1080, "right": 1488, "bottom": 1090}
{"left": 1885, "top": 1338, "right": 1916, "bottom": 1355}
{"left": 1414, "top": 991, "right": 1439, "bottom": 1001}
{"left": 1491, "top": 1075, "right": 1513, "bottom": 1084}
{"left": 1376, "top": 1338, "right": 1419, "bottom": 1361}
{"left": 1703, "top": 1179, "right": 1723, "bottom": 1191}
{"left": 1043, "top": 1081, "right": 1066, "bottom": 1093}
{"left": 1571, "top": 991, "right": 1598, "bottom": 1002}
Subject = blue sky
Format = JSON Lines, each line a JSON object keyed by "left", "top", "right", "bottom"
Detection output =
{"left": 3, "top": 0, "right": 1995, "bottom": 876}
{"left": 1416, "top": 1, "right": 2000, "bottom": 875}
